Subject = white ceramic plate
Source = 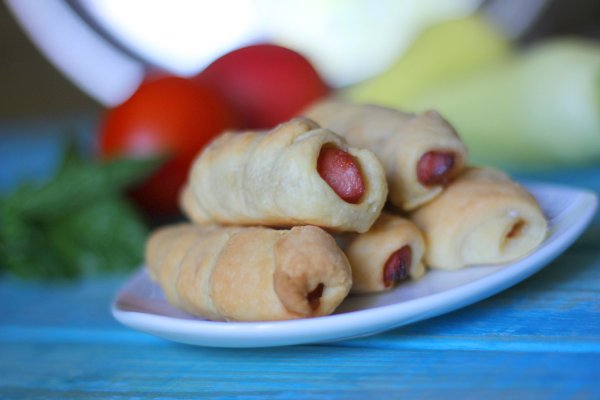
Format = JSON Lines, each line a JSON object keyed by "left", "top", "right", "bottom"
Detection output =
{"left": 112, "top": 183, "right": 598, "bottom": 348}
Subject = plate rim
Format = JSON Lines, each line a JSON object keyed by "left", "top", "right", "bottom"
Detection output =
{"left": 111, "top": 182, "right": 598, "bottom": 347}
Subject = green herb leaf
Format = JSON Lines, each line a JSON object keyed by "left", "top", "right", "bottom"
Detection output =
{"left": 12, "top": 155, "right": 164, "bottom": 221}
{"left": 0, "top": 139, "right": 162, "bottom": 279}
{"left": 46, "top": 196, "right": 148, "bottom": 277}
{"left": 0, "top": 198, "right": 77, "bottom": 278}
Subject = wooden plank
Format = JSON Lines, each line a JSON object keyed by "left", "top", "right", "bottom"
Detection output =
{"left": 0, "top": 342, "right": 598, "bottom": 399}
{"left": 0, "top": 277, "right": 123, "bottom": 330}
{"left": 1, "top": 242, "right": 598, "bottom": 353}
{"left": 1, "top": 278, "right": 598, "bottom": 353}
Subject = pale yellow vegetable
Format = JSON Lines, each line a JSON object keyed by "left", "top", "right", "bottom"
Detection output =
{"left": 345, "top": 14, "right": 510, "bottom": 108}
{"left": 407, "top": 39, "right": 600, "bottom": 167}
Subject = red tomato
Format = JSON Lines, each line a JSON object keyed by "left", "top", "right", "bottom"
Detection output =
{"left": 99, "top": 76, "right": 236, "bottom": 216}
{"left": 196, "top": 44, "right": 330, "bottom": 129}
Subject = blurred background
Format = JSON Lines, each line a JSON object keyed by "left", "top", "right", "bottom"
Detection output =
{"left": 1, "top": 0, "right": 600, "bottom": 279}
{"left": 2, "top": 0, "right": 599, "bottom": 117}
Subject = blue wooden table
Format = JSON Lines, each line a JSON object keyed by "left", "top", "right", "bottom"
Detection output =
{"left": 1, "top": 116, "right": 599, "bottom": 399}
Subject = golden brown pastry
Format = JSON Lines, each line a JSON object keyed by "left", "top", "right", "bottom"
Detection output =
{"left": 182, "top": 117, "right": 387, "bottom": 233}
{"left": 337, "top": 213, "right": 426, "bottom": 294}
{"left": 146, "top": 223, "right": 352, "bottom": 321}
{"left": 303, "top": 99, "right": 468, "bottom": 210}
{"left": 410, "top": 167, "right": 548, "bottom": 270}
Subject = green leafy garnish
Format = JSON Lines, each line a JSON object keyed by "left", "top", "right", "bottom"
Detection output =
{"left": 0, "top": 139, "right": 163, "bottom": 279}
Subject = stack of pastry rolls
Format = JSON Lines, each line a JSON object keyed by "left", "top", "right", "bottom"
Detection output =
{"left": 147, "top": 117, "right": 390, "bottom": 322}
{"left": 303, "top": 99, "right": 548, "bottom": 271}
{"left": 145, "top": 99, "right": 548, "bottom": 323}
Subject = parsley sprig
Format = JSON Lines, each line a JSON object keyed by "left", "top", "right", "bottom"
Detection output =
{"left": 0, "top": 140, "right": 163, "bottom": 279}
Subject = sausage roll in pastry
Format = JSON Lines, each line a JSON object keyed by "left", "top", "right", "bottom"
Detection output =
{"left": 146, "top": 224, "right": 352, "bottom": 322}
{"left": 410, "top": 167, "right": 548, "bottom": 270}
{"left": 337, "top": 213, "right": 426, "bottom": 294}
{"left": 303, "top": 99, "right": 468, "bottom": 211}
{"left": 183, "top": 117, "right": 387, "bottom": 233}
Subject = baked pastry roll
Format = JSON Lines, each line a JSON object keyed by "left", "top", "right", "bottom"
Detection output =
{"left": 303, "top": 99, "right": 468, "bottom": 210}
{"left": 410, "top": 167, "right": 548, "bottom": 270}
{"left": 183, "top": 117, "right": 387, "bottom": 233}
{"left": 337, "top": 213, "right": 426, "bottom": 294}
{"left": 146, "top": 224, "right": 352, "bottom": 322}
